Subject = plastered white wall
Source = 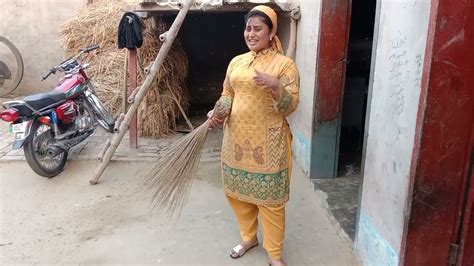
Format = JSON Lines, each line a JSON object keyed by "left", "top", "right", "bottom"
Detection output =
{"left": 356, "top": 0, "right": 431, "bottom": 265}
{"left": 0, "top": 0, "right": 87, "bottom": 94}
{"left": 290, "top": 0, "right": 321, "bottom": 174}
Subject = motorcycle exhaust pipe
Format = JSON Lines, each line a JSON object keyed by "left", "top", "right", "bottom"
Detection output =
{"left": 46, "top": 146, "right": 65, "bottom": 158}
{"left": 46, "top": 130, "right": 94, "bottom": 158}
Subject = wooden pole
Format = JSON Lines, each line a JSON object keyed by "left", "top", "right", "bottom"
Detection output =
{"left": 128, "top": 49, "right": 138, "bottom": 148}
{"left": 121, "top": 52, "right": 128, "bottom": 114}
{"left": 169, "top": 89, "right": 194, "bottom": 131}
{"left": 90, "top": 0, "right": 194, "bottom": 185}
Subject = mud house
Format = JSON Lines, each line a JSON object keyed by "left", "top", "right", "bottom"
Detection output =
{"left": 1, "top": 0, "right": 472, "bottom": 265}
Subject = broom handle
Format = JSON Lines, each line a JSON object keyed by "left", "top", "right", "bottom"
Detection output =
{"left": 90, "top": 0, "right": 195, "bottom": 185}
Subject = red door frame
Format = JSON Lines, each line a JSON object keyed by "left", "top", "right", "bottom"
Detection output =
{"left": 400, "top": 0, "right": 474, "bottom": 264}
{"left": 458, "top": 157, "right": 474, "bottom": 265}
{"left": 310, "top": 0, "right": 351, "bottom": 178}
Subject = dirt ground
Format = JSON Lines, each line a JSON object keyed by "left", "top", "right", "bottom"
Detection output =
{"left": 0, "top": 95, "right": 356, "bottom": 264}
{"left": 0, "top": 158, "right": 356, "bottom": 265}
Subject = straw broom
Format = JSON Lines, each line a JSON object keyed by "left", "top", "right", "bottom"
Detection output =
{"left": 143, "top": 99, "right": 230, "bottom": 216}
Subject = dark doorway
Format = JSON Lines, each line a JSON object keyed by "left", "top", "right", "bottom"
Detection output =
{"left": 338, "top": 0, "right": 376, "bottom": 177}
{"left": 312, "top": 0, "right": 376, "bottom": 241}
{"left": 164, "top": 12, "right": 248, "bottom": 123}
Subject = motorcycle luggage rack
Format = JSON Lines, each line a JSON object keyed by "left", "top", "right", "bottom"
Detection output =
{"left": 3, "top": 100, "right": 37, "bottom": 113}
{"left": 3, "top": 100, "right": 66, "bottom": 116}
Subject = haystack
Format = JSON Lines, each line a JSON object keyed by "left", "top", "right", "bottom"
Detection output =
{"left": 59, "top": 0, "right": 189, "bottom": 138}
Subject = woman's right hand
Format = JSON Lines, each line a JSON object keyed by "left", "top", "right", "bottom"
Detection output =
{"left": 207, "top": 110, "right": 225, "bottom": 129}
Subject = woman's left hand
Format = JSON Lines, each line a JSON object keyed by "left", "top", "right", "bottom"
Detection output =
{"left": 253, "top": 70, "right": 282, "bottom": 99}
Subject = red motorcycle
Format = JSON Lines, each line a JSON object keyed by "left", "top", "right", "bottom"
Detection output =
{"left": 0, "top": 45, "right": 115, "bottom": 177}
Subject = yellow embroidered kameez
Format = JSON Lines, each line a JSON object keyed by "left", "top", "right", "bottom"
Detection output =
{"left": 218, "top": 48, "right": 299, "bottom": 206}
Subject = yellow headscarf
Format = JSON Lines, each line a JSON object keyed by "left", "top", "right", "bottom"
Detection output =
{"left": 251, "top": 5, "right": 284, "bottom": 54}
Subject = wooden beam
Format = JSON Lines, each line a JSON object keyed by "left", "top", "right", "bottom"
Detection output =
{"left": 125, "top": 2, "right": 286, "bottom": 14}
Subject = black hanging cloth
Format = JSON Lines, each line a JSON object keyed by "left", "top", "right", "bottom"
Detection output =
{"left": 117, "top": 12, "right": 144, "bottom": 50}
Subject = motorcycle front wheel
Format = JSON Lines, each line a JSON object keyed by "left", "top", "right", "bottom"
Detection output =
{"left": 85, "top": 91, "right": 115, "bottom": 133}
{"left": 24, "top": 121, "right": 68, "bottom": 178}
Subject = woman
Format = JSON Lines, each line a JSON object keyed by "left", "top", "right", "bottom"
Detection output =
{"left": 208, "top": 5, "right": 299, "bottom": 266}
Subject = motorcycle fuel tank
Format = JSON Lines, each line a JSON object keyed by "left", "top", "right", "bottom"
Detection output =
{"left": 54, "top": 74, "right": 85, "bottom": 94}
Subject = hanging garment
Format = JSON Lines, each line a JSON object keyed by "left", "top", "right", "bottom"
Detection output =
{"left": 117, "top": 12, "right": 144, "bottom": 49}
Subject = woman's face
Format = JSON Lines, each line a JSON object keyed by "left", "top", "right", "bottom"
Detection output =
{"left": 244, "top": 16, "right": 272, "bottom": 52}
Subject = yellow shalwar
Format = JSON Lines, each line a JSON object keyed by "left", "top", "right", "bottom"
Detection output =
{"left": 217, "top": 47, "right": 299, "bottom": 259}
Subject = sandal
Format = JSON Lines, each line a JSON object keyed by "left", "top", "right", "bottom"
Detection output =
{"left": 229, "top": 241, "right": 259, "bottom": 259}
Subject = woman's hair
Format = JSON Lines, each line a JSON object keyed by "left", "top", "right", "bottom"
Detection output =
{"left": 244, "top": 10, "right": 273, "bottom": 31}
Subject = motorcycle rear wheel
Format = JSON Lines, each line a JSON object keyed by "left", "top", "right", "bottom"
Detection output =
{"left": 24, "top": 121, "right": 68, "bottom": 178}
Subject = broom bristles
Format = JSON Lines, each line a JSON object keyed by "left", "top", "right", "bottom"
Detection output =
{"left": 143, "top": 119, "right": 212, "bottom": 217}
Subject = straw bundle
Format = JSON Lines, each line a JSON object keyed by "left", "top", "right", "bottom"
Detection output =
{"left": 59, "top": 0, "right": 189, "bottom": 138}
{"left": 144, "top": 100, "right": 230, "bottom": 216}
{"left": 137, "top": 19, "right": 190, "bottom": 137}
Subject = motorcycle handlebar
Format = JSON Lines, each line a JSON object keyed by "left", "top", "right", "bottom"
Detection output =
{"left": 41, "top": 68, "right": 57, "bottom": 81}
{"left": 41, "top": 45, "right": 99, "bottom": 81}
{"left": 41, "top": 72, "right": 52, "bottom": 81}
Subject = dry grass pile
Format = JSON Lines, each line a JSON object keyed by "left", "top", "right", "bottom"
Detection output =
{"left": 59, "top": 0, "right": 189, "bottom": 138}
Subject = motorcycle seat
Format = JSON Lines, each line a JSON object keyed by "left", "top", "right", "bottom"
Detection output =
{"left": 12, "top": 91, "right": 67, "bottom": 116}
{"left": 23, "top": 91, "right": 67, "bottom": 110}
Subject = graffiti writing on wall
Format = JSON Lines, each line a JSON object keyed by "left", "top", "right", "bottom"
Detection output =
{"left": 385, "top": 30, "right": 424, "bottom": 149}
